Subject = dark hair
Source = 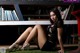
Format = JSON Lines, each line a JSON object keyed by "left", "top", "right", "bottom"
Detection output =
{"left": 49, "top": 7, "right": 62, "bottom": 24}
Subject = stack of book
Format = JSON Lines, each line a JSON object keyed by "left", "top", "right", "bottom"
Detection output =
{"left": 0, "top": 7, "right": 19, "bottom": 21}
{"left": 58, "top": 4, "right": 74, "bottom": 20}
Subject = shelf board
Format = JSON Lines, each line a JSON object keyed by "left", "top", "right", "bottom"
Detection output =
{"left": 0, "top": 1, "right": 62, "bottom": 5}
{"left": 23, "top": 15, "right": 49, "bottom": 17}
{"left": 0, "top": 20, "right": 77, "bottom": 25}
{"left": 0, "top": 0, "right": 79, "bottom": 5}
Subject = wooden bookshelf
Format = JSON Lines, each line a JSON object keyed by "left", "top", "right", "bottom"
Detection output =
{"left": 23, "top": 15, "right": 49, "bottom": 17}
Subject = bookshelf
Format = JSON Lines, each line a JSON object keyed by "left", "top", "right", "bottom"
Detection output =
{"left": 0, "top": 0, "right": 79, "bottom": 46}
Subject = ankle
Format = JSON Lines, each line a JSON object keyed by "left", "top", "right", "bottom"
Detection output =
{"left": 23, "top": 43, "right": 30, "bottom": 46}
{"left": 9, "top": 43, "right": 19, "bottom": 49}
{"left": 21, "top": 43, "right": 30, "bottom": 50}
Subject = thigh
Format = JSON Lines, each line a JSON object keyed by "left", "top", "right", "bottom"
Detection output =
{"left": 36, "top": 25, "right": 47, "bottom": 49}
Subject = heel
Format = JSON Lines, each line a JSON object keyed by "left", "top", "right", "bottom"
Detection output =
{"left": 7, "top": 47, "right": 17, "bottom": 52}
{"left": 8, "top": 43, "right": 19, "bottom": 52}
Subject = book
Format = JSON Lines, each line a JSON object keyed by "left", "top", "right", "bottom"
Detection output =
{"left": 6, "top": 10, "right": 12, "bottom": 21}
{"left": 0, "top": 7, "right": 5, "bottom": 21}
{"left": 58, "top": 4, "right": 74, "bottom": 20}
{"left": 62, "top": 8, "right": 68, "bottom": 20}
{"left": 4, "top": 10, "right": 8, "bottom": 21}
{"left": 12, "top": 10, "right": 19, "bottom": 21}
{"left": 9, "top": 10, "right": 14, "bottom": 21}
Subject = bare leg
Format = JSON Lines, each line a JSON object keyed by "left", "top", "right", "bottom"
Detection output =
{"left": 9, "top": 27, "right": 33, "bottom": 49}
{"left": 15, "top": 27, "right": 33, "bottom": 44}
{"left": 37, "top": 25, "right": 47, "bottom": 49}
{"left": 22, "top": 25, "right": 47, "bottom": 49}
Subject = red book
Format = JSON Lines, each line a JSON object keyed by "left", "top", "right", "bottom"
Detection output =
{"left": 71, "top": 10, "right": 80, "bottom": 37}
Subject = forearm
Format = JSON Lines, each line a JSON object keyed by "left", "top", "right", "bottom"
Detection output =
{"left": 58, "top": 36, "right": 64, "bottom": 50}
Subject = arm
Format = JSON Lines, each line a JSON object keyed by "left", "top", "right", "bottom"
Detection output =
{"left": 57, "top": 27, "right": 64, "bottom": 53}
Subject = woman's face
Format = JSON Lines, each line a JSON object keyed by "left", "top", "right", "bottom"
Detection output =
{"left": 50, "top": 11, "right": 57, "bottom": 22}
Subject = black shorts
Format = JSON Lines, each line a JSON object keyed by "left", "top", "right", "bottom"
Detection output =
{"left": 41, "top": 40, "right": 56, "bottom": 51}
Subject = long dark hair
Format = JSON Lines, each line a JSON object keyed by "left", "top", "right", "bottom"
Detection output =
{"left": 49, "top": 7, "right": 63, "bottom": 24}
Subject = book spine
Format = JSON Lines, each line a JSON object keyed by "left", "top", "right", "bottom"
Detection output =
{"left": 0, "top": 7, "right": 3, "bottom": 21}
{"left": 13, "top": 10, "right": 19, "bottom": 21}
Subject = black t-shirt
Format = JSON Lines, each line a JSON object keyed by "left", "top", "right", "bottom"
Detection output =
{"left": 47, "top": 20, "right": 63, "bottom": 44}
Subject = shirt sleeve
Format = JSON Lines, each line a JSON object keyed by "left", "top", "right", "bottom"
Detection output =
{"left": 57, "top": 21, "right": 63, "bottom": 28}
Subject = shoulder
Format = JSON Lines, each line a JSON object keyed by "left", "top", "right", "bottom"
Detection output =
{"left": 58, "top": 20, "right": 63, "bottom": 23}
{"left": 57, "top": 20, "right": 63, "bottom": 25}
{"left": 57, "top": 20, "right": 63, "bottom": 28}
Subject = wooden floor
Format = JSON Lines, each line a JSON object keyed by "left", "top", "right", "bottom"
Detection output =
{"left": 57, "top": 44, "right": 78, "bottom": 47}
{"left": 0, "top": 45, "right": 38, "bottom": 49}
{"left": 0, "top": 44, "right": 78, "bottom": 49}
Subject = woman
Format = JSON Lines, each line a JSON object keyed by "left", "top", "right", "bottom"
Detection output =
{"left": 8, "top": 8, "right": 64, "bottom": 53}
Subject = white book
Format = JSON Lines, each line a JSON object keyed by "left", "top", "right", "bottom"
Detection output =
{"left": 58, "top": 5, "right": 72, "bottom": 20}
{"left": 62, "top": 8, "right": 68, "bottom": 20}
{"left": 9, "top": 10, "right": 14, "bottom": 21}
{"left": 12, "top": 10, "right": 19, "bottom": 21}
{"left": 4, "top": 10, "right": 8, "bottom": 21}
{"left": 6, "top": 10, "right": 12, "bottom": 21}
{"left": 64, "top": 5, "right": 72, "bottom": 20}
{"left": 11, "top": 10, "right": 17, "bottom": 21}
{"left": 2, "top": 7, "right": 5, "bottom": 21}
{"left": 0, "top": 7, "right": 5, "bottom": 21}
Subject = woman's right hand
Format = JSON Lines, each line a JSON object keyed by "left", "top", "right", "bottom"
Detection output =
{"left": 58, "top": 50, "right": 64, "bottom": 53}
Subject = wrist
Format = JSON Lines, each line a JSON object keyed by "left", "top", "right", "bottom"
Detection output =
{"left": 61, "top": 48, "right": 64, "bottom": 51}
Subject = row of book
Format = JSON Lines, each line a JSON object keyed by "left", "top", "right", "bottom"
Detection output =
{"left": 0, "top": 7, "right": 19, "bottom": 21}
{"left": 63, "top": 25, "right": 78, "bottom": 44}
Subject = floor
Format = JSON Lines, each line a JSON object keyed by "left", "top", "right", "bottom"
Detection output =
{"left": 0, "top": 44, "right": 78, "bottom": 53}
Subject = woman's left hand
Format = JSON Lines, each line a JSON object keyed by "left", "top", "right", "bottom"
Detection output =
{"left": 58, "top": 50, "right": 64, "bottom": 53}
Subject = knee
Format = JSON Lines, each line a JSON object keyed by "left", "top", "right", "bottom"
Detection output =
{"left": 28, "top": 27, "right": 33, "bottom": 30}
{"left": 26, "top": 27, "right": 33, "bottom": 31}
{"left": 35, "top": 24, "right": 41, "bottom": 28}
